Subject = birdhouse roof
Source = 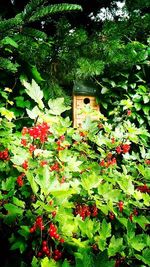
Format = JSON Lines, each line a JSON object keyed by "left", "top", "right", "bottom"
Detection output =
{"left": 73, "top": 80, "right": 98, "bottom": 96}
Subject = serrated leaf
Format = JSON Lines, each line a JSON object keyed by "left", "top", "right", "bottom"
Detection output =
{"left": 135, "top": 249, "right": 150, "bottom": 266}
{"left": 48, "top": 98, "right": 71, "bottom": 115}
{"left": 4, "top": 203, "right": 24, "bottom": 216}
{"left": 10, "top": 238, "right": 27, "bottom": 253}
{"left": 26, "top": 171, "right": 39, "bottom": 194}
{"left": 62, "top": 259, "right": 71, "bottom": 267}
{"left": 22, "top": 79, "right": 44, "bottom": 109}
{"left": 2, "top": 36, "right": 18, "bottom": 48}
{"left": 26, "top": 105, "right": 41, "bottom": 120}
{"left": 108, "top": 236, "right": 124, "bottom": 257}
{"left": 41, "top": 257, "right": 58, "bottom": 267}
{"left": 130, "top": 234, "right": 147, "bottom": 251}
{"left": 18, "top": 226, "right": 30, "bottom": 239}
{"left": 133, "top": 216, "right": 150, "bottom": 230}
{"left": 0, "top": 107, "right": 15, "bottom": 121}
{"left": 13, "top": 197, "right": 25, "bottom": 208}
{"left": 101, "top": 219, "right": 111, "bottom": 239}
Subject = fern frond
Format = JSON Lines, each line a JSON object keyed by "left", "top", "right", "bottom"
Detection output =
{"left": 23, "top": 27, "right": 47, "bottom": 40}
{"left": 0, "top": 14, "right": 23, "bottom": 34}
{"left": 23, "top": 0, "right": 48, "bottom": 18}
{"left": 0, "top": 57, "right": 19, "bottom": 73}
{"left": 29, "top": 4, "right": 82, "bottom": 22}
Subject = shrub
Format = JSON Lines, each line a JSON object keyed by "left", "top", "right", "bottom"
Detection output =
{"left": 0, "top": 80, "right": 150, "bottom": 267}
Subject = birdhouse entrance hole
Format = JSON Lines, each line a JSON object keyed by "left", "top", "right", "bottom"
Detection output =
{"left": 84, "top": 97, "right": 90, "bottom": 104}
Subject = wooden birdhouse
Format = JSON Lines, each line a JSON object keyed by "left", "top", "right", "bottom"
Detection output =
{"left": 73, "top": 80, "right": 100, "bottom": 128}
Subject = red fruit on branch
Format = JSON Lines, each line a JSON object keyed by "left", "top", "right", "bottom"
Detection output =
{"left": 137, "top": 184, "right": 150, "bottom": 193}
{"left": 118, "top": 201, "right": 124, "bottom": 212}
{"left": 116, "top": 146, "right": 122, "bottom": 154}
{"left": 21, "top": 138, "right": 27, "bottom": 147}
{"left": 145, "top": 159, "right": 150, "bottom": 165}
{"left": 127, "top": 110, "right": 132, "bottom": 116}
{"left": 16, "top": 175, "right": 24, "bottom": 187}
{"left": 122, "top": 144, "right": 130, "bottom": 154}
{"left": 22, "top": 160, "right": 28, "bottom": 170}
{"left": 109, "top": 211, "right": 115, "bottom": 220}
{"left": 22, "top": 127, "right": 28, "bottom": 136}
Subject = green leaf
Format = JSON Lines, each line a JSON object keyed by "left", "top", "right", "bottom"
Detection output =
{"left": 41, "top": 257, "right": 58, "bottom": 267}
{"left": 143, "top": 95, "right": 149, "bottom": 104}
{"left": 130, "top": 234, "right": 147, "bottom": 251}
{"left": 1, "top": 177, "right": 15, "bottom": 191}
{"left": 108, "top": 236, "right": 124, "bottom": 257}
{"left": 94, "top": 251, "right": 115, "bottom": 267}
{"left": 62, "top": 260, "right": 71, "bottom": 267}
{"left": 4, "top": 203, "right": 24, "bottom": 216}
{"left": 26, "top": 171, "right": 39, "bottom": 194}
{"left": 18, "top": 226, "right": 30, "bottom": 239}
{"left": 13, "top": 197, "right": 25, "bottom": 208}
{"left": 31, "top": 256, "right": 39, "bottom": 267}
{"left": 31, "top": 66, "right": 45, "bottom": 82}
{"left": 135, "top": 249, "right": 150, "bottom": 266}
{"left": 29, "top": 4, "right": 82, "bottom": 22}
{"left": 22, "top": 79, "right": 44, "bottom": 109}
{"left": 10, "top": 238, "right": 27, "bottom": 253}
{"left": 0, "top": 107, "right": 15, "bottom": 121}
{"left": 133, "top": 215, "right": 150, "bottom": 230}
{"left": 2, "top": 36, "right": 18, "bottom": 48}
{"left": 77, "top": 217, "right": 100, "bottom": 239}
{"left": 48, "top": 98, "right": 71, "bottom": 115}
{"left": 100, "top": 219, "right": 111, "bottom": 239}
{"left": 143, "top": 106, "right": 149, "bottom": 115}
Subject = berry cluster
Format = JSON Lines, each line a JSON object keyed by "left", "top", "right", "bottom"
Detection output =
{"left": 136, "top": 184, "right": 150, "bottom": 193}
{"left": 22, "top": 122, "right": 50, "bottom": 143}
{"left": 30, "top": 216, "right": 45, "bottom": 233}
{"left": 115, "top": 257, "right": 125, "bottom": 267}
{"left": 37, "top": 244, "right": 63, "bottom": 261}
{"left": 50, "top": 162, "right": 59, "bottom": 172}
{"left": 129, "top": 208, "right": 138, "bottom": 222}
{"left": 40, "top": 160, "right": 48, "bottom": 167}
{"left": 74, "top": 203, "right": 98, "bottom": 220}
{"left": 99, "top": 157, "right": 116, "bottom": 168}
{"left": 16, "top": 173, "right": 25, "bottom": 187}
{"left": 48, "top": 223, "right": 60, "bottom": 240}
{"left": 0, "top": 149, "right": 9, "bottom": 160}
{"left": 37, "top": 240, "right": 51, "bottom": 257}
{"left": 116, "top": 143, "right": 131, "bottom": 154}
{"left": 53, "top": 249, "right": 62, "bottom": 261}
{"left": 22, "top": 160, "right": 28, "bottom": 170}
{"left": 21, "top": 138, "right": 27, "bottom": 147}
{"left": 56, "top": 135, "right": 65, "bottom": 151}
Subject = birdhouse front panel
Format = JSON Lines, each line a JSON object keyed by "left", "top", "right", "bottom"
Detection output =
{"left": 73, "top": 95, "right": 100, "bottom": 128}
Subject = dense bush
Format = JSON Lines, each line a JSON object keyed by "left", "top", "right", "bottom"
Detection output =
{"left": 0, "top": 80, "right": 150, "bottom": 267}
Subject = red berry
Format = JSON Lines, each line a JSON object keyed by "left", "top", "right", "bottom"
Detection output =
{"left": 30, "top": 226, "right": 36, "bottom": 233}
{"left": 42, "top": 241, "right": 47, "bottom": 246}
{"left": 21, "top": 138, "right": 27, "bottom": 146}
{"left": 42, "top": 246, "right": 48, "bottom": 252}
{"left": 22, "top": 127, "right": 28, "bottom": 136}
{"left": 54, "top": 233, "right": 60, "bottom": 239}
{"left": 127, "top": 110, "right": 132, "bottom": 116}
{"left": 59, "top": 238, "right": 65, "bottom": 243}
{"left": 116, "top": 146, "right": 122, "bottom": 154}
{"left": 122, "top": 144, "right": 130, "bottom": 154}
{"left": 22, "top": 160, "right": 28, "bottom": 170}
{"left": 37, "top": 251, "right": 42, "bottom": 257}
{"left": 118, "top": 201, "right": 124, "bottom": 212}
{"left": 52, "top": 211, "right": 56, "bottom": 218}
